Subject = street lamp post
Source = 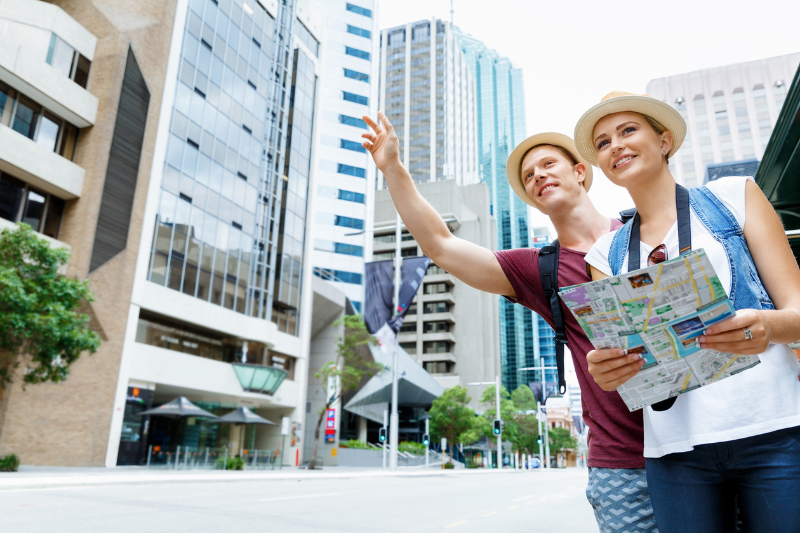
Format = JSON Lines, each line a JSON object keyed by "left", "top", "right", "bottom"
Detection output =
{"left": 518, "top": 360, "right": 561, "bottom": 469}
{"left": 467, "top": 376, "right": 502, "bottom": 469}
{"left": 389, "top": 211, "right": 401, "bottom": 469}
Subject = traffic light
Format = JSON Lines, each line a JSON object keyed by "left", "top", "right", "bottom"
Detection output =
{"left": 422, "top": 433, "right": 430, "bottom": 446}
{"left": 379, "top": 427, "right": 387, "bottom": 442}
{"left": 493, "top": 419, "right": 502, "bottom": 435}
{"left": 537, "top": 437, "right": 543, "bottom": 445}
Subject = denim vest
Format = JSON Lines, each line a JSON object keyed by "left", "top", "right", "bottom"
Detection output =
{"left": 608, "top": 185, "right": 774, "bottom": 311}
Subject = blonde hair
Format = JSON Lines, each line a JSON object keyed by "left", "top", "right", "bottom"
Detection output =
{"left": 642, "top": 115, "right": 669, "bottom": 163}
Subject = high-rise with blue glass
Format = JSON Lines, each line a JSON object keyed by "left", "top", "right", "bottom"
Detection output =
{"left": 453, "top": 29, "right": 552, "bottom": 392}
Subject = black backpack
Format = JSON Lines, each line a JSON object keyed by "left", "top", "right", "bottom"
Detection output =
{"left": 538, "top": 209, "right": 636, "bottom": 395}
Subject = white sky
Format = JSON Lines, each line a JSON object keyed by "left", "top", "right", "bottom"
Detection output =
{"left": 378, "top": 0, "right": 800, "bottom": 235}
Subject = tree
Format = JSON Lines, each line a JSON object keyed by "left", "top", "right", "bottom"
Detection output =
{"left": 308, "top": 314, "right": 380, "bottom": 470}
{"left": 429, "top": 385, "right": 475, "bottom": 464}
{"left": 0, "top": 223, "right": 101, "bottom": 394}
{"left": 467, "top": 384, "right": 517, "bottom": 444}
{"left": 549, "top": 427, "right": 577, "bottom": 455}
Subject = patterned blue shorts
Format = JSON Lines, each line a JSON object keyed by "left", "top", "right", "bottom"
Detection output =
{"left": 586, "top": 467, "right": 659, "bottom": 532}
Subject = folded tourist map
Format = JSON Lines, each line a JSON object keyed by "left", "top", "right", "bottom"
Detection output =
{"left": 559, "top": 249, "right": 760, "bottom": 411}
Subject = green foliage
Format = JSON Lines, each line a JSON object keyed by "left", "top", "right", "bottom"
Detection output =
{"left": 429, "top": 385, "right": 475, "bottom": 462}
{"left": 549, "top": 427, "right": 577, "bottom": 455}
{"left": 510, "top": 385, "right": 537, "bottom": 412}
{"left": 0, "top": 453, "right": 19, "bottom": 472}
{"left": 215, "top": 455, "right": 244, "bottom": 470}
{"left": 309, "top": 315, "right": 381, "bottom": 469}
{"left": 464, "top": 384, "right": 517, "bottom": 444}
{"left": 0, "top": 223, "right": 101, "bottom": 387}
{"left": 398, "top": 441, "right": 426, "bottom": 455}
{"left": 442, "top": 462, "right": 454, "bottom": 469}
{"left": 468, "top": 385, "right": 541, "bottom": 456}
{"left": 340, "top": 439, "right": 370, "bottom": 450}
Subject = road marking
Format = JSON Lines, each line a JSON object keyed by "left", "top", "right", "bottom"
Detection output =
{"left": 444, "top": 521, "right": 467, "bottom": 528}
{"left": 508, "top": 505, "right": 519, "bottom": 510}
{"left": 482, "top": 512, "right": 497, "bottom": 517}
{"left": 258, "top": 492, "right": 341, "bottom": 502}
{"left": 512, "top": 494, "right": 539, "bottom": 501}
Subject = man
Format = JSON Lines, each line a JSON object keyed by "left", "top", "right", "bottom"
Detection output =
{"left": 361, "top": 112, "right": 657, "bottom": 532}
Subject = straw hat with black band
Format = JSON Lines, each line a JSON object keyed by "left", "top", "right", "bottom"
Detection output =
{"left": 505, "top": 132, "right": 593, "bottom": 210}
{"left": 573, "top": 91, "right": 687, "bottom": 167}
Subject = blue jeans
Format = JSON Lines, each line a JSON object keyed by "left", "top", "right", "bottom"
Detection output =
{"left": 646, "top": 425, "right": 800, "bottom": 533}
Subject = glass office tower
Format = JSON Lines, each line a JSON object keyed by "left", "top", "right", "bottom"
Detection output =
{"left": 454, "top": 28, "right": 538, "bottom": 392}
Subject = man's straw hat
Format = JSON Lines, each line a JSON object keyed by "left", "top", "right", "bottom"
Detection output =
{"left": 573, "top": 91, "right": 687, "bottom": 166}
{"left": 506, "top": 132, "right": 593, "bottom": 209}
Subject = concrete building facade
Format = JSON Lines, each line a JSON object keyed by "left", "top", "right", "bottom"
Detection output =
{"left": 0, "top": 0, "right": 342, "bottom": 469}
{"left": 373, "top": 180, "right": 500, "bottom": 409}
{"left": 377, "top": 18, "right": 478, "bottom": 187}
{"left": 309, "top": 0, "right": 378, "bottom": 310}
{"left": 646, "top": 52, "right": 800, "bottom": 186}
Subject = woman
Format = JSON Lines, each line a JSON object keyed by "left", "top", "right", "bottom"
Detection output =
{"left": 574, "top": 91, "right": 800, "bottom": 532}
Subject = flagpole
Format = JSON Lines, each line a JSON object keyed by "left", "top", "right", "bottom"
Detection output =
{"left": 389, "top": 210, "right": 401, "bottom": 469}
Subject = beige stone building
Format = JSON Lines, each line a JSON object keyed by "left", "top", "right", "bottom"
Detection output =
{"left": 0, "top": 0, "right": 341, "bottom": 468}
{"left": 372, "top": 179, "right": 500, "bottom": 410}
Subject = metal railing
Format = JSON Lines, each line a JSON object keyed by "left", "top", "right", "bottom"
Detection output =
{"left": 145, "top": 445, "right": 284, "bottom": 470}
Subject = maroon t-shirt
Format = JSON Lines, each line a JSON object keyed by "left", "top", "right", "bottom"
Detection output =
{"left": 494, "top": 223, "right": 645, "bottom": 469}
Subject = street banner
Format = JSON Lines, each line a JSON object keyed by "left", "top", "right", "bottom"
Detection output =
{"left": 572, "top": 415, "right": 584, "bottom": 434}
{"left": 364, "top": 256, "right": 431, "bottom": 334}
{"left": 528, "top": 382, "right": 560, "bottom": 404}
{"left": 536, "top": 407, "right": 547, "bottom": 424}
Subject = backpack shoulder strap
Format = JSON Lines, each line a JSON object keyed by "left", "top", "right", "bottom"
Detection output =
{"left": 538, "top": 240, "right": 567, "bottom": 395}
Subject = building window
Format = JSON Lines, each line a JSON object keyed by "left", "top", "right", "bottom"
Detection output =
{"left": 338, "top": 189, "right": 365, "bottom": 203}
{"left": 752, "top": 84, "right": 773, "bottom": 147}
{"left": 267, "top": 351, "right": 297, "bottom": 380}
{"left": 372, "top": 252, "right": 393, "bottom": 261}
{"left": 427, "top": 263, "right": 446, "bottom": 275}
{"left": 135, "top": 310, "right": 267, "bottom": 364}
{"left": 339, "top": 114, "right": 366, "bottom": 128}
{"left": 399, "top": 342, "right": 416, "bottom": 354}
{"left": 424, "top": 301, "right": 449, "bottom": 314}
{"left": 424, "top": 282, "right": 449, "bottom": 294}
{"left": 424, "top": 361, "right": 451, "bottom": 374}
{"left": 343, "top": 91, "right": 369, "bottom": 106}
{"left": 345, "top": 46, "right": 370, "bottom": 61}
{"left": 313, "top": 268, "right": 362, "bottom": 284}
{"left": 0, "top": 81, "right": 79, "bottom": 160}
{"left": 340, "top": 139, "right": 367, "bottom": 153}
{"left": 732, "top": 88, "right": 755, "bottom": 159}
{"left": 0, "top": 20, "right": 91, "bottom": 88}
{"left": 423, "top": 341, "right": 450, "bottom": 354}
{"left": 424, "top": 321, "right": 450, "bottom": 333}
{"left": 346, "top": 24, "right": 371, "bottom": 39}
{"left": 346, "top": 3, "right": 372, "bottom": 17}
{"left": 401, "top": 247, "right": 417, "bottom": 257}
{"left": 337, "top": 163, "right": 366, "bottom": 178}
{"left": 344, "top": 68, "right": 369, "bottom": 83}
{"left": 315, "top": 213, "right": 364, "bottom": 229}
{"left": 407, "top": 303, "right": 417, "bottom": 315}
{"left": 314, "top": 239, "right": 364, "bottom": 257}
{"left": 0, "top": 172, "right": 65, "bottom": 239}
{"left": 295, "top": 20, "right": 319, "bottom": 56}
{"left": 399, "top": 323, "right": 417, "bottom": 333}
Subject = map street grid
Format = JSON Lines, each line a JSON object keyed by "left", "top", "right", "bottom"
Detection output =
{"left": 560, "top": 250, "right": 761, "bottom": 411}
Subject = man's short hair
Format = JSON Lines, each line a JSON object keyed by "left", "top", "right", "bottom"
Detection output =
{"left": 520, "top": 143, "right": 579, "bottom": 176}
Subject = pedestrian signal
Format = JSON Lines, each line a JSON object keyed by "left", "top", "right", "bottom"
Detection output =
{"left": 537, "top": 437, "right": 542, "bottom": 445}
{"left": 379, "top": 427, "right": 387, "bottom": 442}
{"left": 493, "top": 419, "right": 502, "bottom": 435}
{"left": 422, "top": 433, "right": 430, "bottom": 446}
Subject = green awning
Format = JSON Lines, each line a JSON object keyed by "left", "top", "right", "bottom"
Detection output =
{"left": 755, "top": 61, "right": 800, "bottom": 261}
{"left": 232, "top": 364, "right": 287, "bottom": 395}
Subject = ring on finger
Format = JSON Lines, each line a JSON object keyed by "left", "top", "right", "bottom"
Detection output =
{"left": 743, "top": 328, "right": 753, "bottom": 340}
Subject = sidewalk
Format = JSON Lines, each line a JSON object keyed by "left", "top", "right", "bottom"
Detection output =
{"left": 0, "top": 464, "right": 534, "bottom": 491}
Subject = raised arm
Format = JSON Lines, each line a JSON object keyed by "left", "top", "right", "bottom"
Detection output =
{"left": 362, "top": 112, "right": 514, "bottom": 297}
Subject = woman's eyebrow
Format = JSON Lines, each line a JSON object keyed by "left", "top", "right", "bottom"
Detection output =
{"left": 594, "top": 121, "right": 642, "bottom": 143}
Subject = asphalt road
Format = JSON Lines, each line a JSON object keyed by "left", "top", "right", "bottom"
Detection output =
{"left": 1, "top": 468, "right": 598, "bottom": 533}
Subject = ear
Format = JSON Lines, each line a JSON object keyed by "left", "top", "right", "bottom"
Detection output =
{"left": 574, "top": 163, "right": 587, "bottom": 185}
{"left": 660, "top": 131, "right": 674, "bottom": 158}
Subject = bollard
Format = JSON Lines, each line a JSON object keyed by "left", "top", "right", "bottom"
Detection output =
{"left": 175, "top": 446, "right": 181, "bottom": 470}
{"left": 147, "top": 445, "right": 152, "bottom": 469}
{"left": 253, "top": 449, "right": 258, "bottom": 469}
{"left": 184, "top": 447, "right": 189, "bottom": 469}
{"left": 223, "top": 447, "right": 228, "bottom": 471}
{"left": 204, "top": 447, "right": 209, "bottom": 469}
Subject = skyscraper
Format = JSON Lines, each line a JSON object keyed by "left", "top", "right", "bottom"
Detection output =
{"left": 646, "top": 52, "right": 800, "bottom": 186}
{"left": 453, "top": 28, "right": 534, "bottom": 392}
{"left": 309, "top": 0, "right": 379, "bottom": 310}
{"left": 377, "top": 18, "right": 478, "bottom": 187}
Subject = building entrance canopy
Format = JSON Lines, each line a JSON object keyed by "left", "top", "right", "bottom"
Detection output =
{"left": 755, "top": 62, "right": 800, "bottom": 259}
{"left": 344, "top": 344, "right": 444, "bottom": 424}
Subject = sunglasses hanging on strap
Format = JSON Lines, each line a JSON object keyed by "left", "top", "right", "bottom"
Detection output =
{"left": 628, "top": 183, "right": 692, "bottom": 411}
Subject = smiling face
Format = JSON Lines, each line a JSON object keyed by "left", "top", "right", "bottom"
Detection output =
{"left": 592, "top": 111, "right": 672, "bottom": 189}
{"left": 520, "top": 144, "right": 586, "bottom": 214}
